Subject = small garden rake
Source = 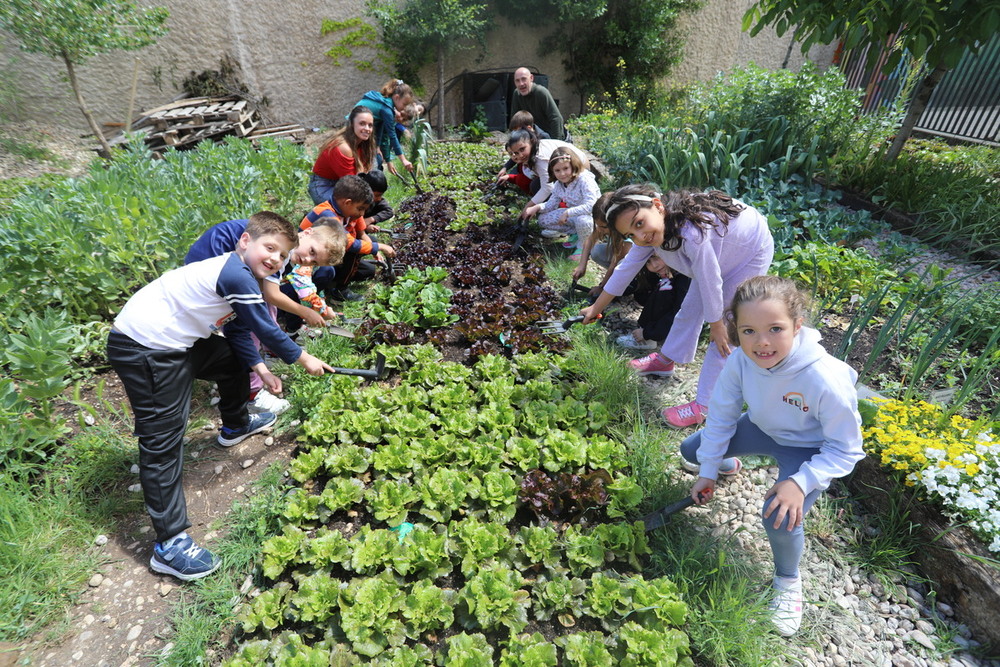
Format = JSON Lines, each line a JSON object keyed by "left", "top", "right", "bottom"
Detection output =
{"left": 535, "top": 314, "right": 599, "bottom": 334}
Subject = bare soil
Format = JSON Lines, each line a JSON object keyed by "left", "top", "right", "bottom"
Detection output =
{"left": 18, "top": 372, "right": 302, "bottom": 667}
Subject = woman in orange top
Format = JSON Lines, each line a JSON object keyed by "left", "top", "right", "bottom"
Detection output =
{"left": 308, "top": 105, "right": 377, "bottom": 206}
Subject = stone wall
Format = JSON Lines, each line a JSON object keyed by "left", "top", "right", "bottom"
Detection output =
{"left": 1, "top": 0, "right": 835, "bottom": 135}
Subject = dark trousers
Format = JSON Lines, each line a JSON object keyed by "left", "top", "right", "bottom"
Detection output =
{"left": 327, "top": 250, "right": 377, "bottom": 290}
{"left": 107, "top": 331, "right": 249, "bottom": 542}
{"left": 634, "top": 272, "right": 692, "bottom": 343}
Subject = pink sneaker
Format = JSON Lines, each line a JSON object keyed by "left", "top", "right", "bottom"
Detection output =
{"left": 662, "top": 401, "right": 707, "bottom": 428}
{"left": 629, "top": 353, "right": 675, "bottom": 377}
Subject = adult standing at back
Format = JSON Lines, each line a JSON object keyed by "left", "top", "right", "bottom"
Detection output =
{"left": 354, "top": 79, "right": 415, "bottom": 175}
{"left": 511, "top": 67, "right": 566, "bottom": 142}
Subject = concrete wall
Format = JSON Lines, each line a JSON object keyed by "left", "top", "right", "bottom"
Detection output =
{"left": 1, "top": 0, "right": 835, "bottom": 135}
{"left": 671, "top": 0, "right": 836, "bottom": 83}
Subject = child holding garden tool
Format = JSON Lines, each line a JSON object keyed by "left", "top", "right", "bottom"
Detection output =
{"left": 301, "top": 175, "right": 390, "bottom": 303}
{"left": 521, "top": 146, "right": 600, "bottom": 261}
{"left": 616, "top": 254, "right": 691, "bottom": 352}
{"left": 185, "top": 214, "right": 347, "bottom": 415}
{"left": 682, "top": 275, "right": 864, "bottom": 636}
{"left": 580, "top": 186, "right": 773, "bottom": 428}
{"left": 108, "top": 212, "right": 337, "bottom": 582}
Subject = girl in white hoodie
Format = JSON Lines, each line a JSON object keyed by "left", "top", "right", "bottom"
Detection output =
{"left": 682, "top": 275, "right": 864, "bottom": 637}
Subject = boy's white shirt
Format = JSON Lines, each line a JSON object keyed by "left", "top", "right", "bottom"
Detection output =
{"left": 696, "top": 326, "right": 864, "bottom": 495}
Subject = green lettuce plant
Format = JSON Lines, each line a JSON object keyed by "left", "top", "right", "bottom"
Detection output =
{"left": 498, "top": 632, "right": 558, "bottom": 666}
{"left": 339, "top": 573, "right": 406, "bottom": 657}
{"left": 261, "top": 524, "right": 307, "bottom": 580}
{"left": 400, "top": 580, "right": 455, "bottom": 639}
{"left": 457, "top": 564, "right": 530, "bottom": 634}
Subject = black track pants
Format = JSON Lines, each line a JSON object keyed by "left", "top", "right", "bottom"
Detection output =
{"left": 107, "top": 331, "right": 249, "bottom": 542}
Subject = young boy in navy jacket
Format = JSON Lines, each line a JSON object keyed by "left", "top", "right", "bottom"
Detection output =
{"left": 107, "top": 211, "right": 335, "bottom": 581}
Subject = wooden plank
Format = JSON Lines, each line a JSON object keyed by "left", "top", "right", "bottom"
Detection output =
{"left": 233, "top": 115, "right": 260, "bottom": 137}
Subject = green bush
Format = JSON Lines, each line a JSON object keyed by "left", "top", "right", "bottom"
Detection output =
{"left": 833, "top": 138, "right": 1000, "bottom": 259}
{"left": 0, "top": 137, "right": 309, "bottom": 323}
{"left": 572, "top": 63, "right": 865, "bottom": 189}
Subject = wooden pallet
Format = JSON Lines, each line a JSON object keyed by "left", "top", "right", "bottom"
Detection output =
{"left": 100, "top": 95, "right": 294, "bottom": 153}
{"left": 247, "top": 123, "right": 307, "bottom": 145}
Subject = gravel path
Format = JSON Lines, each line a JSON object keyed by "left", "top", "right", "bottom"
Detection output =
{"left": 605, "top": 296, "right": 1000, "bottom": 666}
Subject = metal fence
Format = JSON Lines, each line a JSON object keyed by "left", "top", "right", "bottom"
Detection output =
{"left": 840, "top": 33, "right": 1000, "bottom": 146}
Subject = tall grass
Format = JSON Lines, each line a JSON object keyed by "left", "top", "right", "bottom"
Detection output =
{"left": 162, "top": 463, "right": 288, "bottom": 666}
{"left": 835, "top": 269, "right": 1000, "bottom": 419}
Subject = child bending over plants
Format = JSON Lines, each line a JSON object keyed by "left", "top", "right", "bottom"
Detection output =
{"left": 108, "top": 212, "right": 337, "bottom": 581}
{"left": 679, "top": 275, "right": 864, "bottom": 636}
{"left": 580, "top": 185, "right": 773, "bottom": 428}
{"left": 522, "top": 147, "right": 601, "bottom": 260}
{"left": 301, "top": 175, "right": 391, "bottom": 303}
{"left": 358, "top": 170, "right": 394, "bottom": 232}
{"left": 616, "top": 254, "right": 691, "bottom": 352}
{"left": 185, "top": 214, "right": 347, "bottom": 415}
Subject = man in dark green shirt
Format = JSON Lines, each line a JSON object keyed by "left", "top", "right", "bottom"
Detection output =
{"left": 511, "top": 67, "right": 566, "bottom": 141}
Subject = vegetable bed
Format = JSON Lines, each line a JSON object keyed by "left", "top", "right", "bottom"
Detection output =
{"left": 226, "top": 188, "right": 694, "bottom": 665}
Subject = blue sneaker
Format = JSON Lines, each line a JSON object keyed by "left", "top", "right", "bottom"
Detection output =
{"left": 217, "top": 411, "right": 276, "bottom": 447}
{"left": 150, "top": 535, "right": 220, "bottom": 581}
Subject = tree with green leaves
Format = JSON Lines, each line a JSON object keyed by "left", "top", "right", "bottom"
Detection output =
{"left": 496, "top": 0, "right": 697, "bottom": 115}
{"left": 0, "top": 0, "right": 169, "bottom": 157}
{"left": 743, "top": 0, "right": 1000, "bottom": 160}
{"left": 366, "top": 0, "right": 490, "bottom": 138}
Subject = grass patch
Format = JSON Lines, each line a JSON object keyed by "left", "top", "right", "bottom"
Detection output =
{"left": 0, "top": 407, "right": 141, "bottom": 643}
{"left": 846, "top": 482, "right": 925, "bottom": 590}
{"left": 0, "top": 474, "right": 105, "bottom": 642}
{"left": 648, "top": 524, "right": 782, "bottom": 665}
{"left": 161, "top": 462, "right": 288, "bottom": 666}
{"left": 565, "top": 324, "right": 647, "bottom": 413}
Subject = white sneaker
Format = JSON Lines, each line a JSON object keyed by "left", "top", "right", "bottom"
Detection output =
{"left": 769, "top": 576, "right": 803, "bottom": 636}
{"left": 615, "top": 333, "right": 658, "bottom": 351}
{"left": 248, "top": 389, "right": 290, "bottom": 416}
{"left": 540, "top": 229, "right": 566, "bottom": 239}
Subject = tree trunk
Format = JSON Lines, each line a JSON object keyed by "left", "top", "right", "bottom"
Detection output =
{"left": 781, "top": 36, "right": 795, "bottom": 69}
{"left": 436, "top": 44, "right": 445, "bottom": 140}
{"left": 62, "top": 52, "right": 114, "bottom": 158}
{"left": 884, "top": 63, "right": 948, "bottom": 162}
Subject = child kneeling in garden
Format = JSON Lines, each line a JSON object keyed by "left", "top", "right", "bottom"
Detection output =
{"left": 682, "top": 275, "right": 864, "bottom": 636}
{"left": 107, "top": 212, "right": 336, "bottom": 581}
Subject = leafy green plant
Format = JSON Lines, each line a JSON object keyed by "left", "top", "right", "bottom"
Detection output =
{"left": 499, "top": 632, "right": 559, "bottom": 666}
{"left": 401, "top": 579, "right": 455, "bottom": 638}
{"left": 261, "top": 525, "right": 307, "bottom": 580}
{"left": 450, "top": 518, "right": 513, "bottom": 577}
{"left": 0, "top": 137, "right": 310, "bottom": 324}
{"left": 442, "top": 632, "right": 494, "bottom": 665}
{"left": 339, "top": 572, "right": 406, "bottom": 656}
{"left": 463, "top": 106, "right": 491, "bottom": 142}
{"left": 368, "top": 266, "right": 458, "bottom": 328}
{"left": 367, "top": 478, "right": 419, "bottom": 525}
{"left": 457, "top": 564, "right": 530, "bottom": 634}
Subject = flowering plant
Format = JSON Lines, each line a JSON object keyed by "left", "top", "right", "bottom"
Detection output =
{"left": 863, "top": 399, "right": 1000, "bottom": 552}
